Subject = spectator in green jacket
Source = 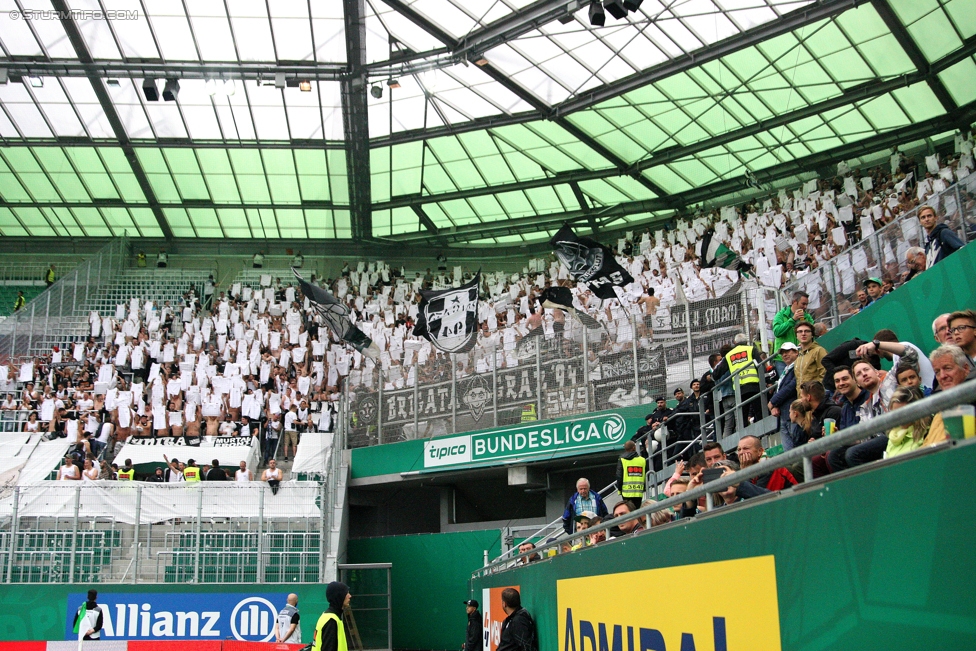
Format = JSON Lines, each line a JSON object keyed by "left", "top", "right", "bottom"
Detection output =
{"left": 772, "top": 291, "right": 814, "bottom": 372}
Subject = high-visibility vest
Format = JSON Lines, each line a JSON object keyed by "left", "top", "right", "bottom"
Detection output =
{"left": 45, "top": 269, "right": 55, "bottom": 283}
{"left": 13, "top": 295, "right": 25, "bottom": 311}
{"left": 520, "top": 404, "right": 537, "bottom": 422}
{"left": 184, "top": 466, "right": 201, "bottom": 482}
{"left": 619, "top": 456, "right": 647, "bottom": 499}
{"left": 725, "top": 345, "right": 759, "bottom": 386}
{"left": 117, "top": 468, "right": 135, "bottom": 481}
{"left": 312, "top": 612, "right": 348, "bottom": 651}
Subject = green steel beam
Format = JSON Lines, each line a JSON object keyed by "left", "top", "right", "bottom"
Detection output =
{"left": 47, "top": 0, "right": 173, "bottom": 240}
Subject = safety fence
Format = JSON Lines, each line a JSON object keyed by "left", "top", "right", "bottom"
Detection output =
{"left": 0, "top": 482, "right": 333, "bottom": 584}
{"left": 782, "top": 172, "right": 976, "bottom": 327}
{"left": 475, "top": 375, "right": 976, "bottom": 575}
{"left": 0, "top": 237, "right": 129, "bottom": 363}
{"left": 342, "top": 281, "right": 775, "bottom": 447}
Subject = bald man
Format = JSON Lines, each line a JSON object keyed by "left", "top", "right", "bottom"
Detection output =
{"left": 276, "top": 593, "right": 301, "bottom": 643}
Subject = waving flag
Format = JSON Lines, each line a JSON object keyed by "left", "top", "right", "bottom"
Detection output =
{"left": 550, "top": 224, "right": 633, "bottom": 300}
{"left": 413, "top": 272, "right": 480, "bottom": 354}
{"left": 292, "top": 269, "right": 380, "bottom": 360}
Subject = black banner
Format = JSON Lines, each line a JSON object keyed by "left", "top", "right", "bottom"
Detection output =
{"left": 413, "top": 273, "right": 480, "bottom": 354}
{"left": 592, "top": 346, "right": 667, "bottom": 411}
{"left": 669, "top": 283, "right": 743, "bottom": 330}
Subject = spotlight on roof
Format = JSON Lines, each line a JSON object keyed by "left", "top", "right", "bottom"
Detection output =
{"left": 162, "top": 78, "right": 180, "bottom": 101}
{"left": 588, "top": 1, "right": 605, "bottom": 26}
{"left": 603, "top": 0, "right": 628, "bottom": 20}
{"left": 205, "top": 79, "right": 218, "bottom": 95}
{"left": 142, "top": 78, "right": 159, "bottom": 101}
{"left": 387, "top": 78, "right": 400, "bottom": 89}
{"left": 558, "top": 13, "right": 576, "bottom": 24}
{"left": 370, "top": 85, "right": 383, "bottom": 99}
{"left": 298, "top": 80, "right": 312, "bottom": 92}
{"left": 223, "top": 80, "right": 236, "bottom": 96}
{"left": 29, "top": 76, "right": 44, "bottom": 88}
{"left": 623, "top": 0, "right": 643, "bottom": 10}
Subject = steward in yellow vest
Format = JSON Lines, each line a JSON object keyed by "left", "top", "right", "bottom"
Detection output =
{"left": 616, "top": 441, "right": 646, "bottom": 500}
{"left": 45, "top": 265, "right": 55, "bottom": 286}
{"left": 313, "top": 581, "right": 351, "bottom": 651}
{"left": 183, "top": 460, "right": 201, "bottom": 482}
{"left": 520, "top": 404, "right": 537, "bottom": 422}
{"left": 714, "top": 334, "right": 765, "bottom": 433}
{"left": 13, "top": 291, "right": 25, "bottom": 312}
{"left": 117, "top": 460, "right": 135, "bottom": 481}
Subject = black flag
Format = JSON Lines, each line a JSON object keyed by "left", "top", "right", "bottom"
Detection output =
{"left": 292, "top": 269, "right": 380, "bottom": 360}
{"left": 550, "top": 224, "right": 633, "bottom": 300}
{"left": 539, "top": 285, "right": 602, "bottom": 330}
{"left": 413, "top": 272, "right": 480, "bottom": 354}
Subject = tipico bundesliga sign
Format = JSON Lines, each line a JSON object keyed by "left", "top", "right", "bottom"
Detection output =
{"left": 423, "top": 413, "right": 627, "bottom": 469}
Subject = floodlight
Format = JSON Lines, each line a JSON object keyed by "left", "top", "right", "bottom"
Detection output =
{"left": 205, "top": 79, "right": 218, "bottom": 95}
{"left": 29, "top": 76, "right": 44, "bottom": 88}
{"left": 223, "top": 80, "right": 236, "bottom": 96}
{"left": 588, "top": 1, "right": 605, "bottom": 26}
{"left": 299, "top": 80, "right": 312, "bottom": 92}
{"left": 370, "top": 85, "right": 383, "bottom": 99}
{"left": 623, "top": 0, "right": 643, "bottom": 10}
{"left": 604, "top": 0, "right": 628, "bottom": 20}
{"left": 387, "top": 79, "right": 400, "bottom": 89}
{"left": 142, "top": 78, "right": 159, "bottom": 101}
{"left": 162, "top": 78, "right": 180, "bottom": 101}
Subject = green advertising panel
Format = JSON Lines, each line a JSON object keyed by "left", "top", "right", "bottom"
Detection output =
{"left": 473, "top": 441, "right": 976, "bottom": 651}
{"left": 351, "top": 404, "right": 651, "bottom": 480}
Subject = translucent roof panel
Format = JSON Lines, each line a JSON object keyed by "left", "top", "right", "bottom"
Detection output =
{"left": 482, "top": 0, "right": 816, "bottom": 106}
{"left": 0, "top": 0, "right": 974, "bottom": 244}
{"left": 566, "top": 4, "right": 915, "bottom": 165}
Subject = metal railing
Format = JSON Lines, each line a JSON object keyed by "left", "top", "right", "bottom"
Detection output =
{"left": 0, "top": 481, "right": 334, "bottom": 584}
{"left": 343, "top": 281, "right": 772, "bottom": 446}
{"left": 475, "top": 377, "right": 976, "bottom": 577}
{"left": 0, "top": 236, "right": 129, "bottom": 362}
{"left": 782, "top": 172, "right": 976, "bottom": 328}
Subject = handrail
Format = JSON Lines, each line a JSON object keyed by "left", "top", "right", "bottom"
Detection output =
{"left": 475, "top": 378, "right": 976, "bottom": 577}
{"left": 494, "top": 479, "right": 619, "bottom": 560}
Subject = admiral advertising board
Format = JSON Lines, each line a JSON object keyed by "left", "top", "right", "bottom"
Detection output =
{"left": 557, "top": 556, "right": 781, "bottom": 651}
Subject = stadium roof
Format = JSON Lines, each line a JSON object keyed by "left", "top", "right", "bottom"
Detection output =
{"left": 0, "top": 0, "right": 974, "bottom": 251}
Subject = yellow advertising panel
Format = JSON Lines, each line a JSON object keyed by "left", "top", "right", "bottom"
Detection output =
{"left": 557, "top": 556, "right": 781, "bottom": 651}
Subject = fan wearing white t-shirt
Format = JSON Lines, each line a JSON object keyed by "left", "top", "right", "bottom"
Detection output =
{"left": 58, "top": 457, "right": 81, "bottom": 481}
{"left": 235, "top": 461, "right": 253, "bottom": 482}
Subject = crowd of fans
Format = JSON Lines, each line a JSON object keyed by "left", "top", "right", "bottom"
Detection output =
{"left": 0, "top": 138, "right": 971, "bottom": 495}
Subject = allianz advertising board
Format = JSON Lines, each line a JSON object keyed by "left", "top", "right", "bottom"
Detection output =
{"left": 423, "top": 413, "right": 627, "bottom": 469}
{"left": 65, "top": 592, "right": 286, "bottom": 641}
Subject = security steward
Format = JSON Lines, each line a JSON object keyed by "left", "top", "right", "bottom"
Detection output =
{"left": 117, "top": 459, "right": 136, "bottom": 481}
{"left": 313, "top": 581, "right": 351, "bottom": 651}
{"left": 13, "top": 291, "right": 25, "bottom": 312}
{"left": 183, "top": 459, "right": 201, "bottom": 482}
{"left": 713, "top": 333, "right": 765, "bottom": 430}
{"left": 463, "top": 599, "right": 482, "bottom": 651}
{"left": 615, "top": 441, "right": 646, "bottom": 502}
{"left": 45, "top": 264, "right": 55, "bottom": 287}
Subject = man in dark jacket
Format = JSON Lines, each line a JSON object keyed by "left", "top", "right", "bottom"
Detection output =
{"left": 312, "top": 581, "right": 351, "bottom": 651}
{"left": 463, "top": 599, "right": 482, "bottom": 651}
{"left": 831, "top": 366, "right": 869, "bottom": 431}
{"left": 561, "top": 478, "right": 608, "bottom": 534}
{"left": 667, "top": 384, "right": 702, "bottom": 458}
{"left": 73, "top": 589, "right": 104, "bottom": 640}
{"left": 768, "top": 343, "right": 798, "bottom": 441}
{"left": 497, "top": 588, "right": 537, "bottom": 651}
{"left": 921, "top": 204, "right": 965, "bottom": 268}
